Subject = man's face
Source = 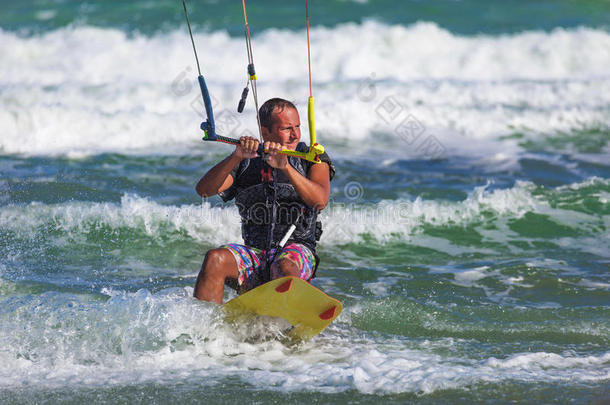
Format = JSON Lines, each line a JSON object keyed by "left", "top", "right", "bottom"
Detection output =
{"left": 262, "top": 107, "right": 301, "bottom": 150}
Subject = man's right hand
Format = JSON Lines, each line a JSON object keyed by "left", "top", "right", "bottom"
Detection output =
{"left": 233, "top": 136, "right": 260, "bottom": 160}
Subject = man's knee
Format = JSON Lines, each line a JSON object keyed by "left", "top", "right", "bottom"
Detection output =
{"left": 272, "top": 258, "right": 300, "bottom": 278}
{"left": 202, "top": 248, "right": 235, "bottom": 279}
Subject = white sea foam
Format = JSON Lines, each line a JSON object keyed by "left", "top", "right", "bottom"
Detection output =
{"left": 556, "top": 176, "right": 610, "bottom": 191}
{"left": 1, "top": 23, "right": 609, "bottom": 157}
{"left": 454, "top": 267, "right": 489, "bottom": 283}
{"left": 560, "top": 278, "right": 610, "bottom": 291}
{"left": 1, "top": 179, "right": 606, "bottom": 254}
{"left": 362, "top": 276, "right": 408, "bottom": 296}
{"left": 0, "top": 194, "right": 242, "bottom": 246}
{"left": 0, "top": 288, "right": 608, "bottom": 394}
{"left": 485, "top": 351, "right": 610, "bottom": 370}
{"left": 7, "top": 275, "right": 610, "bottom": 389}
{"left": 2, "top": 22, "right": 609, "bottom": 86}
{"left": 320, "top": 181, "right": 541, "bottom": 245}
{"left": 0, "top": 181, "right": 531, "bottom": 247}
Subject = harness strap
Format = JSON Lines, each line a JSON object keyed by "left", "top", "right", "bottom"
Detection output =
{"left": 261, "top": 166, "right": 278, "bottom": 282}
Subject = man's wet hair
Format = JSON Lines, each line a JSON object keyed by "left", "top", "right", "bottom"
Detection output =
{"left": 259, "top": 98, "right": 297, "bottom": 129}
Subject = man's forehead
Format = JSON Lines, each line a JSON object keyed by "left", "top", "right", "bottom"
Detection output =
{"left": 272, "top": 107, "right": 299, "bottom": 123}
{"left": 272, "top": 105, "right": 298, "bottom": 115}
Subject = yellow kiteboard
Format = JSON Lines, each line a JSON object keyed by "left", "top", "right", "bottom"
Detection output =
{"left": 222, "top": 276, "right": 342, "bottom": 340}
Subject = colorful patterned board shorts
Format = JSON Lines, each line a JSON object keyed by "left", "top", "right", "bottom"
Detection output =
{"left": 221, "top": 242, "right": 316, "bottom": 292}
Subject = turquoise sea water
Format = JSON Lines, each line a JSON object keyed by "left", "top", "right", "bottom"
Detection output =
{"left": 1, "top": 1, "right": 609, "bottom": 403}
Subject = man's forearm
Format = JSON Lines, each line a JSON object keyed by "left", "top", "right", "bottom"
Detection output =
{"left": 281, "top": 164, "right": 329, "bottom": 209}
{"left": 196, "top": 153, "right": 241, "bottom": 197}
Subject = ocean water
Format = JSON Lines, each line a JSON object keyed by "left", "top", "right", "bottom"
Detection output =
{"left": 1, "top": 0, "right": 609, "bottom": 403}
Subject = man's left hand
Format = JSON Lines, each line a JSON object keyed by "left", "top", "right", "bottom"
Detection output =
{"left": 264, "top": 141, "right": 288, "bottom": 170}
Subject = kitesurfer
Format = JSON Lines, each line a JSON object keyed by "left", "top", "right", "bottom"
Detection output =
{"left": 193, "top": 98, "right": 334, "bottom": 303}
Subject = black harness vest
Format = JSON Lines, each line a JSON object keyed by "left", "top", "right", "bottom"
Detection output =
{"left": 220, "top": 142, "right": 333, "bottom": 252}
